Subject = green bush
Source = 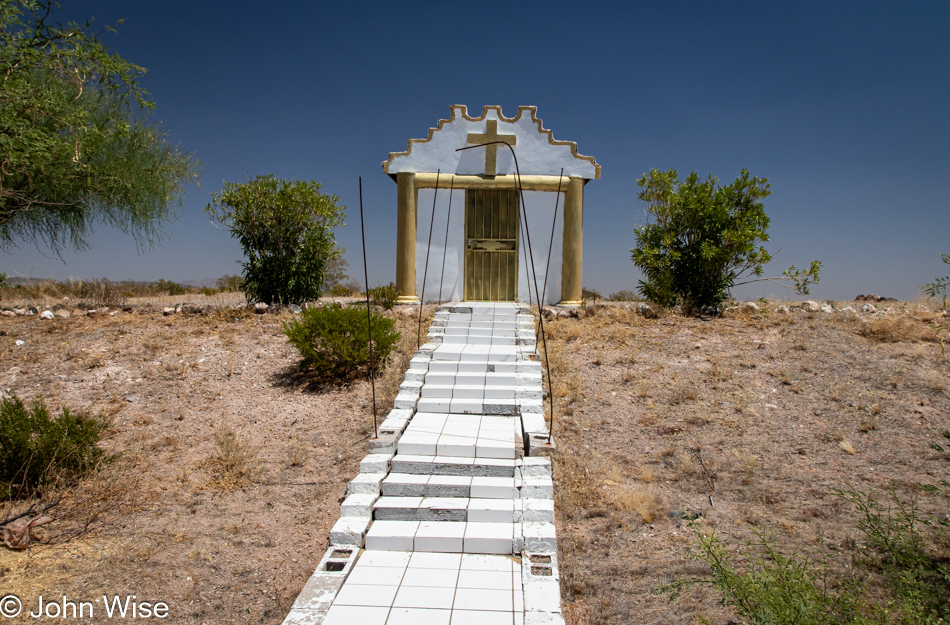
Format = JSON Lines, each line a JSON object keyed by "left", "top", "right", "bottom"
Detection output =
{"left": 0, "top": 395, "right": 109, "bottom": 499}
{"left": 283, "top": 303, "right": 400, "bottom": 381}
{"left": 921, "top": 253, "right": 950, "bottom": 309}
{"left": 369, "top": 282, "right": 400, "bottom": 310}
{"left": 632, "top": 169, "right": 820, "bottom": 312}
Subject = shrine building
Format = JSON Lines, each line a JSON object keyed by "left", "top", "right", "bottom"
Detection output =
{"left": 382, "top": 105, "right": 600, "bottom": 306}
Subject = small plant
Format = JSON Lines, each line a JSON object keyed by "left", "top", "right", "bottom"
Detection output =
{"left": 0, "top": 395, "right": 109, "bottom": 499}
{"left": 208, "top": 428, "right": 260, "bottom": 488}
{"left": 582, "top": 287, "right": 603, "bottom": 301}
{"left": 215, "top": 274, "right": 245, "bottom": 292}
{"left": 368, "top": 282, "right": 399, "bottom": 310}
{"left": 283, "top": 303, "right": 400, "bottom": 381}
{"left": 921, "top": 253, "right": 950, "bottom": 309}
{"left": 666, "top": 530, "right": 870, "bottom": 624}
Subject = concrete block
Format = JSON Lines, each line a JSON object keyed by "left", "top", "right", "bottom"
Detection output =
{"left": 521, "top": 413, "right": 547, "bottom": 434}
{"left": 405, "top": 368, "right": 427, "bottom": 383}
{"left": 359, "top": 453, "right": 393, "bottom": 474}
{"left": 516, "top": 386, "right": 543, "bottom": 400}
{"left": 524, "top": 612, "right": 565, "bottom": 625}
{"left": 512, "top": 522, "right": 524, "bottom": 554}
{"left": 524, "top": 580, "right": 562, "bottom": 613}
{"left": 348, "top": 472, "right": 385, "bottom": 495}
{"left": 520, "top": 399, "right": 543, "bottom": 414}
{"left": 340, "top": 493, "right": 379, "bottom": 518}
{"left": 419, "top": 497, "right": 468, "bottom": 521}
{"left": 367, "top": 431, "right": 399, "bottom": 454}
{"left": 426, "top": 474, "right": 471, "bottom": 497}
{"left": 523, "top": 522, "right": 557, "bottom": 553}
{"left": 522, "top": 499, "right": 555, "bottom": 523}
{"left": 329, "top": 516, "right": 370, "bottom": 546}
{"left": 382, "top": 473, "right": 428, "bottom": 496}
{"left": 400, "top": 379, "right": 423, "bottom": 392}
{"left": 521, "top": 457, "right": 552, "bottom": 477}
{"left": 516, "top": 361, "right": 543, "bottom": 374}
{"left": 468, "top": 498, "right": 515, "bottom": 523}
{"left": 471, "top": 476, "right": 517, "bottom": 499}
{"left": 394, "top": 392, "right": 419, "bottom": 410}
{"left": 522, "top": 475, "right": 553, "bottom": 499}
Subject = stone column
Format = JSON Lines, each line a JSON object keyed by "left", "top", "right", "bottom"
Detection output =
{"left": 559, "top": 177, "right": 584, "bottom": 306}
{"left": 395, "top": 172, "right": 419, "bottom": 304}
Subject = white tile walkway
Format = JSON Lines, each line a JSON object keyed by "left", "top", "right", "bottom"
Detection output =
{"left": 283, "top": 303, "right": 562, "bottom": 625}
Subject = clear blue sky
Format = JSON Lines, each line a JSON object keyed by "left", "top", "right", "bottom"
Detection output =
{"left": 4, "top": 1, "right": 949, "bottom": 301}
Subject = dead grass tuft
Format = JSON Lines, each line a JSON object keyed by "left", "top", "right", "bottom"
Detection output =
{"left": 859, "top": 315, "right": 930, "bottom": 343}
{"left": 207, "top": 428, "right": 260, "bottom": 488}
{"left": 613, "top": 484, "right": 664, "bottom": 523}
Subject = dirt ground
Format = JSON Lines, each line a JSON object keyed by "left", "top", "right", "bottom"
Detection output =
{"left": 546, "top": 301, "right": 949, "bottom": 624}
{"left": 0, "top": 298, "right": 947, "bottom": 624}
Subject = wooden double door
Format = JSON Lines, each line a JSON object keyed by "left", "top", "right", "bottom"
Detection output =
{"left": 464, "top": 189, "right": 519, "bottom": 301}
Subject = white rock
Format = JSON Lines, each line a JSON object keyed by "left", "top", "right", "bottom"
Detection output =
{"left": 862, "top": 303, "right": 877, "bottom": 313}
{"left": 39, "top": 310, "right": 54, "bottom": 319}
{"left": 745, "top": 301, "right": 759, "bottom": 310}
{"left": 775, "top": 305, "right": 789, "bottom": 313}
{"left": 801, "top": 300, "right": 820, "bottom": 312}
{"left": 821, "top": 303, "right": 833, "bottom": 313}
{"left": 162, "top": 307, "right": 176, "bottom": 316}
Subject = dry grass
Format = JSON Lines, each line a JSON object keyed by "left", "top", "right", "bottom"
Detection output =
{"left": 614, "top": 484, "right": 664, "bottom": 523}
{"left": 549, "top": 300, "right": 950, "bottom": 624}
{"left": 207, "top": 428, "right": 261, "bottom": 488}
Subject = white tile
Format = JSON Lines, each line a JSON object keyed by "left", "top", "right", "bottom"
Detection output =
{"left": 357, "top": 550, "right": 412, "bottom": 568}
{"left": 455, "top": 372, "right": 486, "bottom": 385}
{"left": 452, "top": 385, "right": 485, "bottom": 399}
{"left": 461, "top": 345, "right": 493, "bottom": 360}
{"left": 463, "top": 523, "right": 515, "bottom": 555}
{"left": 332, "top": 583, "right": 399, "bottom": 607}
{"left": 468, "top": 499, "right": 515, "bottom": 523}
{"left": 425, "top": 372, "right": 457, "bottom": 385}
{"left": 467, "top": 334, "right": 493, "bottom": 345}
{"left": 345, "top": 565, "right": 406, "bottom": 586}
{"left": 437, "top": 435, "right": 477, "bottom": 457}
{"left": 453, "top": 587, "right": 514, "bottom": 612}
{"left": 461, "top": 553, "right": 514, "bottom": 572}
{"left": 489, "top": 345, "right": 517, "bottom": 362}
{"left": 414, "top": 521, "right": 465, "bottom": 552}
{"left": 484, "top": 387, "right": 516, "bottom": 400}
{"left": 364, "top": 521, "right": 418, "bottom": 551}
{"left": 398, "top": 435, "right": 439, "bottom": 456}
{"left": 442, "top": 335, "right": 470, "bottom": 344}
{"left": 428, "top": 361, "right": 457, "bottom": 373}
{"left": 392, "top": 585, "right": 456, "bottom": 609}
{"left": 407, "top": 551, "right": 462, "bottom": 570}
{"left": 471, "top": 477, "right": 516, "bottom": 499}
{"left": 386, "top": 607, "right": 452, "bottom": 625}
{"left": 475, "top": 441, "right": 516, "bottom": 460}
{"left": 422, "top": 385, "right": 455, "bottom": 398}
{"left": 322, "top": 605, "right": 390, "bottom": 625}
{"left": 449, "top": 609, "right": 512, "bottom": 625}
{"left": 415, "top": 398, "right": 453, "bottom": 415}
{"left": 450, "top": 399, "right": 484, "bottom": 414}
{"left": 457, "top": 569, "right": 513, "bottom": 590}
{"left": 457, "top": 362, "right": 490, "bottom": 373}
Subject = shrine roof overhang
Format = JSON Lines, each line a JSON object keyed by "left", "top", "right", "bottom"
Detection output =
{"left": 383, "top": 105, "right": 601, "bottom": 182}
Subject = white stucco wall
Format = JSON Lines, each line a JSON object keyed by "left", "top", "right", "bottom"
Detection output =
{"left": 415, "top": 190, "right": 564, "bottom": 305}
{"left": 386, "top": 106, "right": 599, "bottom": 180}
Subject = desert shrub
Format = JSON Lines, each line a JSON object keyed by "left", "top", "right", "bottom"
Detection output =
{"left": 632, "top": 169, "right": 820, "bottom": 312}
{"left": 581, "top": 287, "right": 603, "bottom": 301}
{"left": 675, "top": 531, "right": 871, "bottom": 624}
{"left": 671, "top": 482, "right": 950, "bottom": 625}
{"left": 78, "top": 278, "right": 128, "bottom": 307}
{"left": 283, "top": 303, "right": 400, "bottom": 381}
{"left": 0, "top": 395, "right": 109, "bottom": 499}
{"left": 206, "top": 175, "right": 345, "bottom": 305}
{"left": 369, "top": 282, "right": 400, "bottom": 310}
{"left": 216, "top": 274, "right": 245, "bottom": 292}
{"left": 329, "top": 282, "right": 360, "bottom": 297}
